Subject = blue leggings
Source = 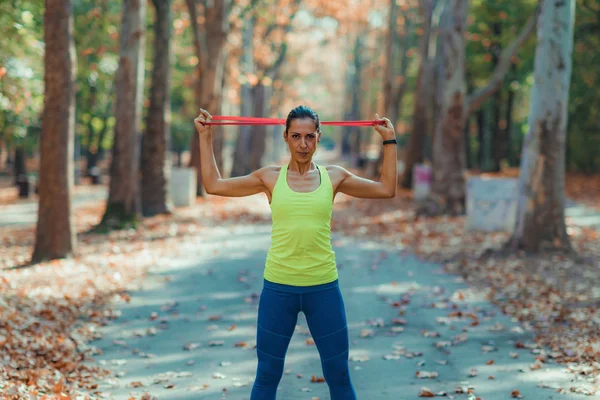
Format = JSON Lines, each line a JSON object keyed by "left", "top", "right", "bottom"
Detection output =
{"left": 251, "top": 279, "right": 357, "bottom": 400}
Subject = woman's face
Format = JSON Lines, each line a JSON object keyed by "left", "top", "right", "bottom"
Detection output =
{"left": 285, "top": 118, "right": 320, "bottom": 162}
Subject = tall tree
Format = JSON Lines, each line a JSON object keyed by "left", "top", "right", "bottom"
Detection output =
{"left": 32, "top": 0, "right": 77, "bottom": 262}
{"left": 375, "top": 0, "right": 416, "bottom": 177}
{"left": 401, "top": 0, "right": 436, "bottom": 188}
{"left": 429, "top": 0, "right": 469, "bottom": 215}
{"left": 98, "top": 0, "right": 146, "bottom": 229}
{"left": 186, "top": 0, "right": 232, "bottom": 195}
{"left": 230, "top": 0, "right": 300, "bottom": 176}
{"left": 341, "top": 33, "right": 364, "bottom": 166}
{"left": 509, "top": 0, "right": 575, "bottom": 252}
{"left": 489, "top": 20, "right": 505, "bottom": 172}
{"left": 72, "top": 1, "right": 120, "bottom": 180}
{"left": 383, "top": 0, "right": 414, "bottom": 128}
{"left": 229, "top": 16, "right": 255, "bottom": 177}
{"left": 429, "top": 0, "right": 537, "bottom": 215}
{"left": 247, "top": 0, "right": 299, "bottom": 172}
{"left": 142, "top": 0, "right": 172, "bottom": 216}
{"left": 383, "top": 0, "right": 400, "bottom": 125}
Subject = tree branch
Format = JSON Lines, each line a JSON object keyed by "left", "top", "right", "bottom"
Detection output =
{"left": 466, "top": 9, "right": 538, "bottom": 117}
{"left": 239, "top": 0, "right": 260, "bottom": 18}
{"left": 186, "top": 0, "right": 206, "bottom": 69}
{"left": 264, "top": 0, "right": 301, "bottom": 78}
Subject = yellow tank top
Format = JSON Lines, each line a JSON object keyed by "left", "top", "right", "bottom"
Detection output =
{"left": 264, "top": 163, "right": 338, "bottom": 286}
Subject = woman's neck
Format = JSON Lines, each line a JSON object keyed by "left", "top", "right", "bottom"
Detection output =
{"left": 288, "top": 158, "right": 315, "bottom": 176}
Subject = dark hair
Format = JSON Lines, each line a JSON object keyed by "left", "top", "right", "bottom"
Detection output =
{"left": 285, "top": 105, "right": 321, "bottom": 134}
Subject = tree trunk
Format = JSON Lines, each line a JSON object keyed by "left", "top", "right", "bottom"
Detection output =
{"left": 389, "top": 20, "right": 413, "bottom": 128}
{"left": 481, "top": 103, "right": 493, "bottom": 171}
{"left": 99, "top": 0, "right": 146, "bottom": 230}
{"left": 464, "top": 114, "right": 472, "bottom": 169}
{"left": 213, "top": 66, "right": 226, "bottom": 172}
{"left": 509, "top": 0, "right": 575, "bottom": 253}
{"left": 186, "top": 0, "right": 229, "bottom": 194}
{"left": 343, "top": 34, "right": 363, "bottom": 167}
{"left": 430, "top": 0, "right": 468, "bottom": 215}
{"left": 506, "top": 71, "right": 518, "bottom": 166}
{"left": 489, "top": 21, "right": 504, "bottom": 173}
{"left": 490, "top": 90, "right": 505, "bottom": 172}
{"left": 83, "top": 82, "right": 98, "bottom": 173}
{"left": 142, "top": 0, "right": 172, "bottom": 217}
{"left": 377, "top": 5, "right": 414, "bottom": 175}
{"left": 32, "top": 0, "right": 77, "bottom": 262}
{"left": 230, "top": 83, "right": 254, "bottom": 176}
{"left": 429, "top": 1, "right": 538, "bottom": 214}
{"left": 401, "top": 0, "right": 435, "bottom": 188}
{"left": 476, "top": 107, "right": 485, "bottom": 169}
{"left": 13, "top": 146, "right": 27, "bottom": 185}
{"left": 85, "top": 96, "right": 112, "bottom": 176}
{"left": 383, "top": 0, "right": 398, "bottom": 121}
{"left": 230, "top": 17, "right": 255, "bottom": 177}
{"left": 248, "top": 82, "right": 270, "bottom": 171}
{"left": 0, "top": 139, "right": 5, "bottom": 171}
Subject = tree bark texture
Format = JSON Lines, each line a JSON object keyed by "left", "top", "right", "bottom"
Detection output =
{"left": 430, "top": 0, "right": 537, "bottom": 215}
{"left": 101, "top": 0, "right": 146, "bottom": 229}
{"left": 342, "top": 34, "right": 363, "bottom": 167}
{"left": 186, "top": 0, "right": 229, "bottom": 194}
{"left": 142, "top": 0, "right": 172, "bottom": 217}
{"left": 231, "top": 3, "right": 297, "bottom": 175}
{"left": 489, "top": 21, "right": 505, "bottom": 173}
{"left": 431, "top": 0, "right": 468, "bottom": 215}
{"left": 383, "top": 0, "right": 399, "bottom": 123}
{"left": 510, "top": 0, "right": 575, "bottom": 253}
{"left": 248, "top": 82, "right": 270, "bottom": 172}
{"left": 230, "top": 16, "right": 255, "bottom": 177}
{"left": 32, "top": 0, "right": 77, "bottom": 262}
{"left": 466, "top": 12, "right": 538, "bottom": 116}
{"left": 13, "top": 146, "right": 26, "bottom": 185}
{"left": 401, "top": 0, "right": 436, "bottom": 188}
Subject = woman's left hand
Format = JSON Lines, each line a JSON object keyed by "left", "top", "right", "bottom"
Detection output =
{"left": 374, "top": 114, "right": 395, "bottom": 140}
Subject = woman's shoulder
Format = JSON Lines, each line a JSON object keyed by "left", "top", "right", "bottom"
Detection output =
{"left": 256, "top": 165, "right": 283, "bottom": 180}
{"left": 323, "top": 165, "right": 350, "bottom": 176}
{"left": 264, "top": 165, "right": 283, "bottom": 173}
{"left": 256, "top": 165, "right": 282, "bottom": 173}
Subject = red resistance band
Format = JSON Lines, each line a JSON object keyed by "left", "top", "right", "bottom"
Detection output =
{"left": 206, "top": 115, "right": 385, "bottom": 127}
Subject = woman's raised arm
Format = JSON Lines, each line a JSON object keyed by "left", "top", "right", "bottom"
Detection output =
{"left": 194, "top": 109, "right": 268, "bottom": 197}
{"left": 335, "top": 114, "right": 397, "bottom": 199}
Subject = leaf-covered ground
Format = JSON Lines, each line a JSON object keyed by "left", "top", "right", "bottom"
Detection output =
{"left": 0, "top": 179, "right": 599, "bottom": 398}
{"left": 331, "top": 188, "right": 600, "bottom": 397}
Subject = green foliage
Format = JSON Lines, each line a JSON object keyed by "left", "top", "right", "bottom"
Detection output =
{"left": 568, "top": 0, "right": 600, "bottom": 173}
{"left": 1, "top": 0, "right": 598, "bottom": 174}
{"left": 466, "top": 0, "right": 538, "bottom": 168}
{"left": 467, "top": 0, "right": 599, "bottom": 173}
{"left": 73, "top": 0, "right": 121, "bottom": 157}
{"left": 0, "top": 0, "right": 44, "bottom": 150}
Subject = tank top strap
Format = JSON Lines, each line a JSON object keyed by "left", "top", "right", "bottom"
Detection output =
{"left": 315, "top": 164, "right": 332, "bottom": 190}
{"left": 272, "top": 164, "right": 288, "bottom": 194}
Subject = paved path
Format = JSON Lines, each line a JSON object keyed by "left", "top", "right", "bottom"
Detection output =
{"left": 0, "top": 186, "right": 107, "bottom": 227}
{"left": 566, "top": 200, "right": 600, "bottom": 231}
{"left": 94, "top": 224, "right": 588, "bottom": 400}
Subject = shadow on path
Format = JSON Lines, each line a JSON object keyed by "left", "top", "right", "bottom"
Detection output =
{"left": 94, "top": 224, "right": 585, "bottom": 400}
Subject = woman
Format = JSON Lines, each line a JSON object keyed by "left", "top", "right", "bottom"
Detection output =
{"left": 194, "top": 105, "right": 397, "bottom": 400}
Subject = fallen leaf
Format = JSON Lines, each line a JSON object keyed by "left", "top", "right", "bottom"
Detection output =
{"left": 360, "top": 329, "right": 375, "bottom": 338}
{"left": 416, "top": 371, "right": 439, "bottom": 379}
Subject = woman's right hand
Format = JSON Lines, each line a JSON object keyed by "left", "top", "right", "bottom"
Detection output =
{"left": 194, "top": 108, "right": 212, "bottom": 136}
